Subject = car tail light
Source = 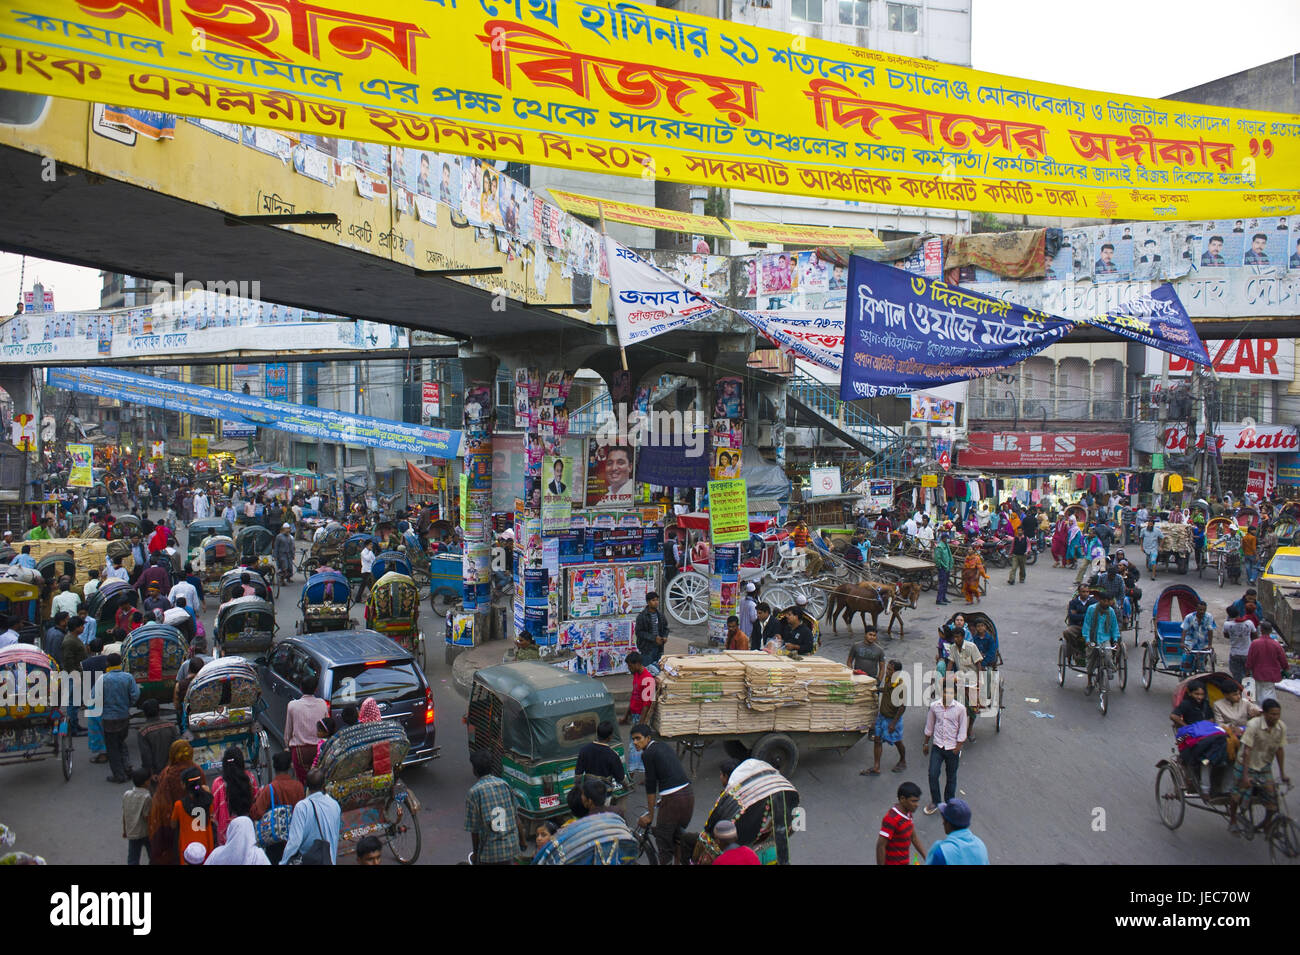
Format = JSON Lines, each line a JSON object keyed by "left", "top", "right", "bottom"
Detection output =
{"left": 424, "top": 688, "right": 435, "bottom": 724}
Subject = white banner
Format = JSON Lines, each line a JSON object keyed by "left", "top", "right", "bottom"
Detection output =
{"left": 606, "top": 237, "right": 719, "bottom": 348}
{"left": 1163, "top": 423, "right": 1299, "bottom": 455}
{"left": 738, "top": 308, "right": 844, "bottom": 372}
{"left": 1144, "top": 339, "right": 1295, "bottom": 380}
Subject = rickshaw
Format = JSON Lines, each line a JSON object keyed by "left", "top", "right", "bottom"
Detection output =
{"left": 690, "top": 758, "right": 800, "bottom": 865}
{"left": 187, "top": 517, "right": 234, "bottom": 555}
{"left": 36, "top": 553, "right": 78, "bottom": 591}
{"left": 298, "top": 525, "right": 347, "bottom": 577}
{"left": 429, "top": 552, "right": 466, "bottom": 615}
{"left": 535, "top": 812, "right": 639, "bottom": 865}
{"left": 87, "top": 483, "right": 109, "bottom": 512}
{"left": 467, "top": 662, "right": 632, "bottom": 839}
{"left": 121, "top": 622, "right": 188, "bottom": 706}
{"left": 1057, "top": 604, "right": 1129, "bottom": 715}
{"left": 940, "top": 610, "right": 1006, "bottom": 733}
{"left": 235, "top": 525, "right": 274, "bottom": 565}
{"left": 298, "top": 570, "right": 353, "bottom": 633}
{"left": 85, "top": 578, "right": 139, "bottom": 633}
{"left": 370, "top": 550, "right": 412, "bottom": 580}
{"left": 215, "top": 596, "right": 276, "bottom": 657}
{"left": 0, "top": 645, "right": 73, "bottom": 781}
{"left": 218, "top": 568, "right": 272, "bottom": 604}
{"left": 183, "top": 656, "right": 273, "bottom": 784}
{"left": 342, "top": 533, "right": 378, "bottom": 594}
{"left": 1154, "top": 671, "right": 1300, "bottom": 863}
{"left": 365, "top": 572, "right": 424, "bottom": 665}
{"left": 317, "top": 719, "right": 421, "bottom": 863}
{"left": 0, "top": 578, "right": 42, "bottom": 640}
{"left": 201, "top": 535, "right": 239, "bottom": 584}
{"left": 109, "top": 514, "right": 142, "bottom": 541}
{"left": 1141, "top": 584, "right": 1216, "bottom": 689}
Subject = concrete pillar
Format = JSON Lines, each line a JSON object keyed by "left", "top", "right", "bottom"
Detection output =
{"left": 459, "top": 356, "right": 497, "bottom": 646}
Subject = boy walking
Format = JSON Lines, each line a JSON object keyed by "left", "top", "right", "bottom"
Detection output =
{"left": 122, "top": 768, "right": 152, "bottom": 865}
{"left": 876, "top": 781, "right": 925, "bottom": 865}
{"left": 862, "top": 660, "right": 907, "bottom": 775}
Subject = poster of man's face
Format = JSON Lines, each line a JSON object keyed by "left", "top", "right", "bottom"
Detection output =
{"left": 586, "top": 440, "right": 635, "bottom": 507}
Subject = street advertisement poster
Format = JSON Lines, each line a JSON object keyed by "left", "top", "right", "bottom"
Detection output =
{"left": 840, "top": 257, "right": 1209, "bottom": 399}
{"left": 586, "top": 440, "right": 636, "bottom": 508}
{"left": 909, "top": 392, "right": 957, "bottom": 424}
{"left": 421, "top": 382, "right": 440, "bottom": 418}
{"left": 566, "top": 566, "right": 616, "bottom": 619}
{"left": 809, "top": 467, "right": 842, "bottom": 497}
{"left": 459, "top": 473, "right": 469, "bottom": 528}
{"left": 523, "top": 567, "right": 549, "bottom": 606}
{"left": 67, "top": 444, "right": 93, "bottom": 487}
{"left": 191, "top": 435, "right": 208, "bottom": 459}
{"left": 151, "top": 441, "right": 165, "bottom": 460}
{"left": 713, "top": 377, "right": 744, "bottom": 419}
{"left": 1277, "top": 453, "right": 1300, "bottom": 487}
{"left": 738, "top": 309, "right": 845, "bottom": 372}
{"left": 541, "top": 455, "right": 573, "bottom": 533}
{"left": 708, "top": 480, "right": 750, "bottom": 544}
{"left": 48, "top": 366, "right": 462, "bottom": 459}
{"left": 867, "top": 480, "right": 895, "bottom": 510}
{"left": 711, "top": 447, "right": 742, "bottom": 481}
{"left": 264, "top": 363, "right": 289, "bottom": 400}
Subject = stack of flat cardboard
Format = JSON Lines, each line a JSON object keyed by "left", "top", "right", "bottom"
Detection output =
{"left": 20, "top": 538, "right": 134, "bottom": 582}
{"left": 656, "top": 654, "right": 747, "bottom": 705}
{"left": 743, "top": 657, "right": 804, "bottom": 710}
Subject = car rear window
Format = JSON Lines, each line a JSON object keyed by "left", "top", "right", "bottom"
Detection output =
{"left": 331, "top": 662, "right": 424, "bottom": 707}
{"left": 1268, "top": 555, "right": 1300, "bottom": 578}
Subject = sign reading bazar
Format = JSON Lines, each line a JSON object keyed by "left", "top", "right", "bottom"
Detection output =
{"left": 840, "top": 257, "right": 1208, "bottom": 399}
{"left": 1163, "top": 424, "right": 1299, "bottom": 455}
{"left": 1145, "top": 339, "right": 1295, "bottom": 381}
{"left": 4, "top": 2, "right": 1297, "bottom": 219}
{"left": 959, "top": 432, "right": 1130, "bottom": 470}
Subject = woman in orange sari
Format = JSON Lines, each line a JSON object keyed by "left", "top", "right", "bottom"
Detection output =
{"left": 148, "top": 739, "right": 202, "bottom": 865}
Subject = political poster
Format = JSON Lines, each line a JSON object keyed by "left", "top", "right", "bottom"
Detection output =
{"left": 67, "top": 444, "right": 94, "bottom": 487}
{"left": 606, "top": 238, "right": 719, "bottom": 347}
{"left": 586, "top": 440, "right": 636, "bottom": 509}
{"left": 708, "top": 479, "right": 750, "bottom": 544}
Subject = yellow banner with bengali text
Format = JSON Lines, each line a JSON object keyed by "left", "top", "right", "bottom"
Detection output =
{"left": 3, "top": 1, "right": 1298, "bottom": 219}
{"left": 725, "top": 218, "right": 882, "bottom": 247}
{"left": 549, "top": 189, "right": 732, "bottom": 236}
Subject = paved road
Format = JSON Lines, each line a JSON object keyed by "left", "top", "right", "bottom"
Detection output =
{"left": 2, "top": 545, "right": 1293, "bottom": 864}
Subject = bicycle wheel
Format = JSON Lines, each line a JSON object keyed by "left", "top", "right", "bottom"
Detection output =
{"left": 1268, "top": 816, "right": 1300, "bottom": 864}
{"left": 1155, "top": 763, "right": 1186, "bottom": 829}
{"left": 636, "top": 828, "right": 660, "bottom": 865}
{"left": 1097, "top": 664, "right": 1108, "bottom": 715}
{"left": 384, "top": 795, "right": 421, "bottom": 864}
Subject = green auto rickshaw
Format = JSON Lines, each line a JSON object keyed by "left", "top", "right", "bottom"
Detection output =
{"left": 467, "top": 663, "right": 632, "bottom": 836}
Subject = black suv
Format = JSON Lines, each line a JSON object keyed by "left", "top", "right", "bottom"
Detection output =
{"left": 255, "top": 631, "right": 439, "bottom": 764}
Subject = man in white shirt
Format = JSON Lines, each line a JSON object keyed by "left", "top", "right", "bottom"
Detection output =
{"left": 0, "top": 616, "right": 18, "bottom": 649}
{"left": 915, "top": 516, "right": 935, "bottom": 552}
{"left": 308, "top": 493, "right": 321, "bottom": 513}
{"left": 169, "top": 576, "right": 199, "bottom": 612}
{"left": 50, "top": 578, "right": 81, "bottom": 618}
{"left": 193, "top": 490, "right": 210, "bottom": 520}
{"left": 359, "top": 541, "right": 376, "bottom": 598}
{"left": 83, "top": 568, "right": 101, "bottom": 600}
{"left": 902, "top": 513, "right": 919, "bottom": 538}
{"left": 106, "top": 557, "right": 130, "bottom": 582}
{"left": 221, "top": 501, "right": 237, "bottom": 524}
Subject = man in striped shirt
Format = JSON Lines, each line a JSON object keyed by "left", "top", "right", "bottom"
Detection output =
{"left": 876, "top": 781, "right": 925, "bottom": 865}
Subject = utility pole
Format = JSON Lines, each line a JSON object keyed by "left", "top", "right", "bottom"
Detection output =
{"left": 361, "top": 360, "right": 376, "bottom": 492}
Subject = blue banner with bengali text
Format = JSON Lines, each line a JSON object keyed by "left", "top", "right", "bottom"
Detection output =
{"left": 839, "top": 256, "right": 1209, "bottom": 399}
{"left": 48, "top": 366, "right": 460, "bottom": 459}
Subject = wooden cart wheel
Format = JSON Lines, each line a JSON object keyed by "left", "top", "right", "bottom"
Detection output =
{"left": 665, "top": 571, "right": 709, "bottom": 627}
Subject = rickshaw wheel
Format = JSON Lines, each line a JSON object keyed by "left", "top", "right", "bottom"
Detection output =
{"left": 255, "top": 730, "right": 272, "bottom": 785}
{"left": 995, "top": 676, "right": 1004, "bottom": 733}
{"left": 59, "top": 730, "right": 72, "bottom": 781}
{"left": 1155, "top": 764, "right": 1186, "bottom": 829}
{"left": 384, "top": 794, "right": 421, "bottom": 864}
{"left": 1268, "top": 817, "right": 1300, "bottom": 864}
{"left": 1118, "top": 645, "right": 1129, "bottom": 691}
{"left": 430, "top": 590, "right": 456, "bottom": 617}
{"left": 1056, "top": 642, "right": 1066, "bottom": 686}
{"left": 1141, "top": 646, "right": 1153, "bottom": 690}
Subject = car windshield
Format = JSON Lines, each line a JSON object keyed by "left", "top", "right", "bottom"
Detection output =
{"left": 1268, "top": 555, "right": 1300, "bottom": 578}
{"left": 331, "top": 662, "right": 424, "bottom": 706}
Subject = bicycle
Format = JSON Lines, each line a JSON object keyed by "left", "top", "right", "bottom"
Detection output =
{"left": 1083, "top": 642, "right": 1126, "bottom": 716}
{"left": 631, "top": 820, "right": 691, "bottom": 865}
{"left": 1234, "top": 780, "right": 1300, "bottom": 863}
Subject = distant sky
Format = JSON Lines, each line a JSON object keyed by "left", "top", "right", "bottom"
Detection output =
{"left": 5, "top": 2, "right": 1299, "bottom": 312}
{"left": 972, "top": 0, "right": 1300, "bottom": 98}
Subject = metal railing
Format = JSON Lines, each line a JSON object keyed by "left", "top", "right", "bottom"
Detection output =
{"left": 786, "top": 372, "right": 908, "bottom": 478}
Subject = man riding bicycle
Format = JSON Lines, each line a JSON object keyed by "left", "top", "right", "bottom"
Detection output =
{"left": 1082, "top": 594, "right": 1120, "bottom": 693}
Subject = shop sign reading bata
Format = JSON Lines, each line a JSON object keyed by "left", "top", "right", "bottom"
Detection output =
{"left": 959, "top": 432, "right": 1130, "bottom": 470}
{"left": 1162, "top": 424, "right": 1299, "bottom": 454}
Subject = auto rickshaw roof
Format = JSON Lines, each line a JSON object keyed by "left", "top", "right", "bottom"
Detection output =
{"left": 475, "top": 663, "right": 618, "bottom": 761}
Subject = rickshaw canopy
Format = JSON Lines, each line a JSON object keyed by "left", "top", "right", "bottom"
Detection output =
{"left": 302, "top": 571, "right": 351, "bottom": 605}
{"left": 473, "top": 662, "right": 619, "bottom": 762}
{"left": 217, "top": 595, "right": 275, "bottom": 630}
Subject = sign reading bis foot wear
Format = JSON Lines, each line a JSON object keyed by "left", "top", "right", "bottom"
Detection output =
{"left": 4, "top": 2, "right": 1297, "bottom": 219}
{"left": 959, "top": 432, "right": 1131, "bottom": 470}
